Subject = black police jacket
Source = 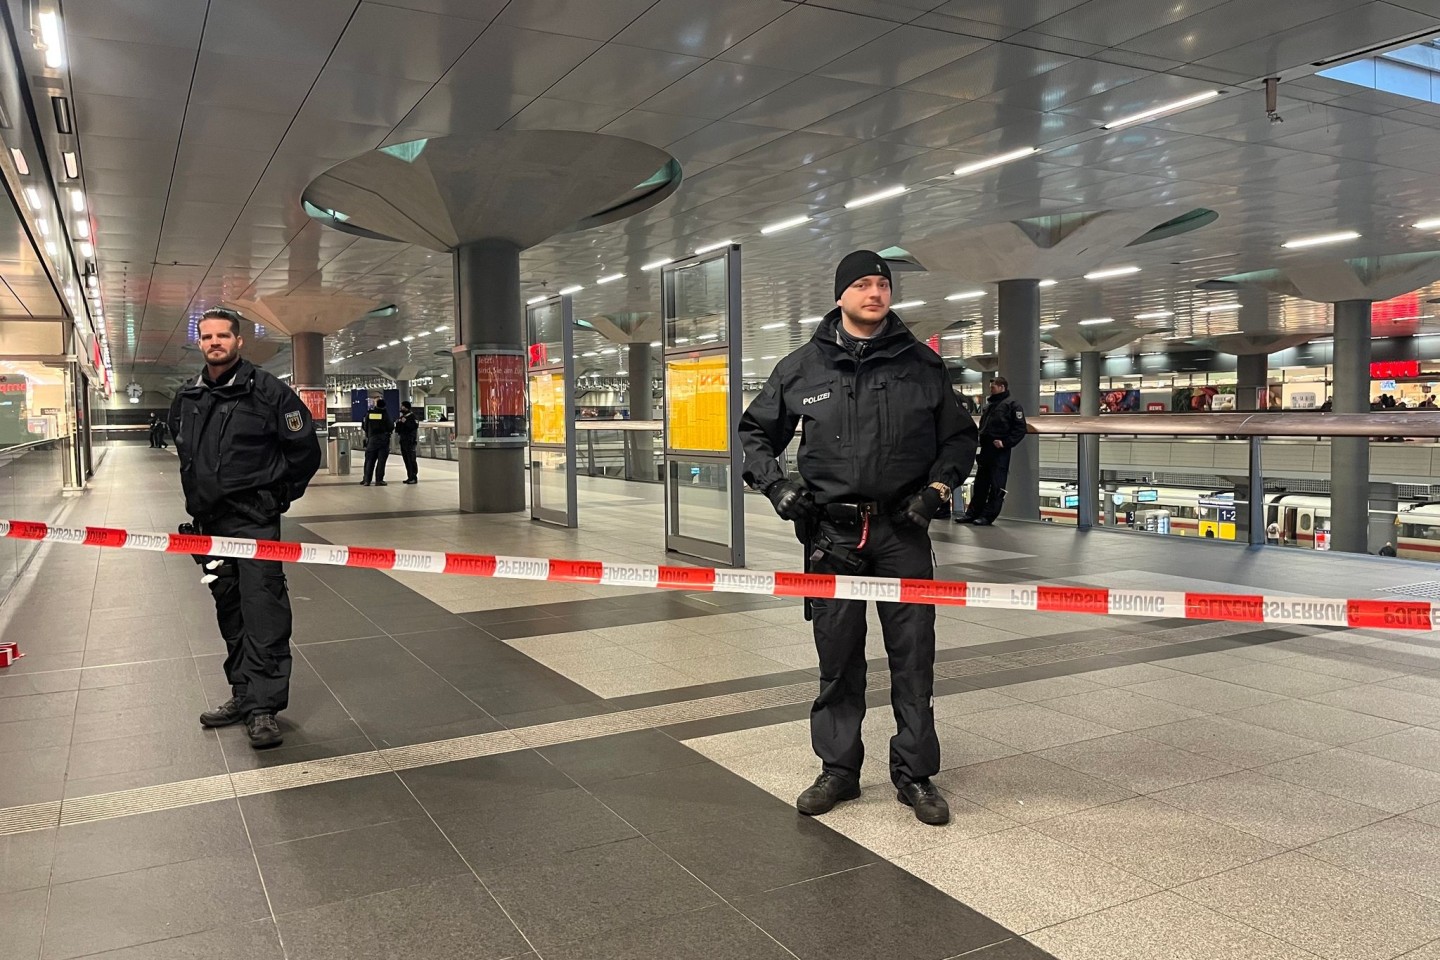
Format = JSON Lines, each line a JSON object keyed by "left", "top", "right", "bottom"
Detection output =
{"left": 978, "top": 391, "right": 1028, "bottom": 449}
{"left": 394, "top": 411, "right": 419, "bottom": 443}
{"left": 167, "top": 359, "right": 322, "bottom": 521}
{"left": 739, "top": 310, "right": 977, "bottom": 505}
{"left": 362, "top": 408, "right": 393, "bottom": 440}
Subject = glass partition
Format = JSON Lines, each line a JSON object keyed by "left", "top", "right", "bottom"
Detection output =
{"left": 660, "top": 246, "right": 744, "bottom": 566}
{"left": 526, "top": 296, "right": 576, "bottom": 527}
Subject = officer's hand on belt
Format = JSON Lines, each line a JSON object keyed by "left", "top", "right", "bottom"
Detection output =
{"left": 766, "top": 479, "right": 817, "bottom": 522}
{"left": 900, "top": 485, "right": 947, "bottom": 528}
{"left": 992, "top": 439, "right": 1004, "bottom": 449}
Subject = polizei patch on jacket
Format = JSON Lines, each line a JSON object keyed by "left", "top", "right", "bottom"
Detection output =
{"left": 285, "top": 411, "right": 304, "bottom": 432}
{"left": 802, "top": 391, "right": 831, "bottom": 405}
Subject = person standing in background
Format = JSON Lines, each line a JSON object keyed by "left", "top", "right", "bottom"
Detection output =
{"left": 361, "top": 397, "right": 393, "bottom": 486}
{"left": 396, "top": 400, "right": 419, "bottom": 484}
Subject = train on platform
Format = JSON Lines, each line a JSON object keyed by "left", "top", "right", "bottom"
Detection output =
{"left": 956, "top": 480, "right": 1440, "bottom": 560}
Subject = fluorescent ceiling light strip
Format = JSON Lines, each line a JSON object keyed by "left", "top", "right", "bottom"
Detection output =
{"left": 953, "top": 146, "right": 1036, "bottom": 176}
{"left": 761, "top": 215, "right": 809, "bottom": 235}
{"left": 596, "top": 273, "right": 624, "bottom": 284}
{"left": 799, "top": 315, "right": 823, "bottom": 324}
{"left": 844, "top": 185, "right": 906, "bottom": 208}
{"left": 1414, "top": 217, "right": 1440, "bottom": 231}
{"left": 1083, "top": 266, "right": 1140, "bottom": 280}
{"left": 558, "top": 284, "right": 583, "bottom": 295}
{"left": 945, "top": 290, "right": 985, "bottom": 301}
{"left": 1079, "top": 317, "right": 1114, "bottom": 325}
{"left": 1200, "top": 302, "right": 1241, "bottom": 312}
{"left": 1038, "top": 279, "right": 1057, "bottom": 287}
{"left": 693, "top": 240, "right": 731, "bottom": 255}
{"left": 1135, "top": 310, "right": 1174, "bottom": 320}
{"left": 9, "top": 148, "right": 26, "bottom": 175}
{"left": 1039, "top": 323, "right": 1059, "bottom": 330}
{"left": 526, "top": 295, "right": 548, "bottom": 305}
{"left": 641, "top": 258, "right": 672, "bottom": 271}
{"left": 760, "top": 322, "right": 786, "bottom": 330}
{"left": 69, "top": 190, "right": 84, "bottom": 213}
{"left": 1281, "top": 230, "right": 1360, "bottom": 248}
{"left": 1103, "top": 90, "right": 1222, "bottom": 129}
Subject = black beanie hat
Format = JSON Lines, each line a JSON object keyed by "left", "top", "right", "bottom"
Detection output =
{"left": 834, "top": 250, "right": 892, "bottom": 300}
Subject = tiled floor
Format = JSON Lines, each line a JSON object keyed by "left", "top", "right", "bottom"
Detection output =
{"left": 4, "top": 446, "right": 1440, "bottom": 958}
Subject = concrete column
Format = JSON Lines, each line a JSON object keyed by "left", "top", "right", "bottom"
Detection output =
{"left": 396, "top": 380, "right": 410, "bottom": 405}
{"left": 997, "top": 279, "right": 1041, "bottom": 521}
{"left": 1080, "top": 350, "right": 1101, "bottom": 525}
{"left": 290, "top": 331, "right": 326, "bottom": 466}
{"left": 1235, "top": 354, "right": 1268, "bottom": 412}
{"left": 1331, "top": 299, "right": 1372, "bottom": 554}
{"left": 454, "top": 239, "right": 525, "bottom": 513}
{"left": 1370, "top": 482, "right": 1398, "bottom": 556}
{"left": 625, "top": 342, "right": 655, "bottom": 481}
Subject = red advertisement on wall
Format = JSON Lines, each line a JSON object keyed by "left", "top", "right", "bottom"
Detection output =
{"left": 475, "top": 352, "right": 527, "bottom": 439}
{"left": 299, "top": 388, "right": 327, "bottom": 424}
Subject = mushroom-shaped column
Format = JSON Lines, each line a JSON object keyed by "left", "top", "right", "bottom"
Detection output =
{"left": 1206, "top": 254, "right": 1440, "bottom": 553}
{"left": 910, "top": 207, "right": 1207, "bottom": 522}
{"left": 301, "top": 132, "right": 680, "bottom": 513}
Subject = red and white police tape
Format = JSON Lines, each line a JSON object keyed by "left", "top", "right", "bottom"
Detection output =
{"left": 1, "top": 517, "right": 1434, "bottom": 633}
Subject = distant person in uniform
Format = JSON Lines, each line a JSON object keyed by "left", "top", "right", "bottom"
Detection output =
{"left": 360, "top": 398, "right": 393, "bottom": 486}
{"left": 955, "top": 376, "right": 1027, "bottom": 525}
{"left": 147, "top": 413, "right": 167, "bottom": 448}
{"left": 395, "top": 400, "right": 419, "bottom": 484}
{"left": 169, "top": 307, "right": 321, "bottom": 749}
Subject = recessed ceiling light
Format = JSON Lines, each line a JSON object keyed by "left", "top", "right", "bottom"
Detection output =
{"left": 945, "top": 290, "right": 986, "bottom": 301}
{"left": 761, "top": 215, "right": 809, "bottom": 235}
{"left": 941, "top": 334, "right": 965, "bottom": 340}
{"left": 1135, "top": 310, "right": 1174, "bottom": 320}
{"left": 953, "top": 147, "right": 1036, "bottom": 177}
{"left": 891, "top": 300, "right": 925, "bottom": 309}
{"left": 1199, "top": 302, "right": 1241, "bottom": 312}
{"left": 1103, "top": 90, "right": 1222, "bottom": 129}
{"left": 526, "top": 295, "right": 548, "bottom": 305}
{"left": 844, "top": 185, "right": 906, "bottom": 208}
{"left": 1415, "top": 217, "right": 1440, "bottom": 231}
{"left": 1083, "top": 266, "right": 1140, "bottom": 280}
{"left": 761, "top": 321, "right": 786, "bottom": 330}
{"left": 388, "top": 339, "right": 401, "bottom": 346}
{"left": 984, "top": 329, "right": 999, "bottom": 335}
{"left": 74, "top": 218, "right": 89, "bottom": 239}
{"left": 693, "top": 240, "right": 731, "bottom": 255}
{"left": 641, "top": 258, "right": 672, "bottom": 271}
{"left": 37, "top": 11, "right": 63, "bottom": 68}
{"left": 1079, "top": 317, "right": 1114, "bottom": 325}
{"left": 23, "top": 187, "right": 39, "bottom": 211}
{"left": 1038, "top": 279, "right": 1057, "bottom": 287}
{"left": 557, "top": 284, "right": 583, "bottom": 296}
{"left": 1282, "top": 230, "right": 1359, "bottom": 248}
{"left": 61, "top": 151, "right": 78, "bottom": 179}
{"left": 402, "top": 335, "right": 414, "bottom": 342}
{"left": 1039, "top": 323, "right": 1059, "bottom": 330}
{"left": 434, "top": 325, "right": 448, "bottom": 331}
{"left": 596, "top": 273, "right": 624, "bottom": 284}
{"left": 799, "top": 315, "right": 824, "bottom": 324}
{"left": 760, "top": 354, "right": 777, "bottom": 360}
{"left": 9, "top": 149, "right": 26, "bottom": 175}
{"left": 77, "top": 240, "right": 92, "bottom": 257}
{"left": 69, "top": 190, "right": 84, "bottom": 213}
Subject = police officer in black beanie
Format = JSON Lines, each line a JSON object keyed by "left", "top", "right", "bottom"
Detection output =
{"left": 740, "top": 250, "right": 977, "bottom": 825}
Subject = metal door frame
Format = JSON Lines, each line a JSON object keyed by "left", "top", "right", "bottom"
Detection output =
{"left": 525, "top": 294, "right": 577, "bottom": 527}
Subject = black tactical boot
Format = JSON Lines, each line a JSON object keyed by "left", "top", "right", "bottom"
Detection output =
{"left": 246, "top": 712, "right": 284, "bottom": 749}
{"left": 796, "top": 772, "right": 860, "bottom": 816}
{"left": 199, "top": 697, "right": 244, "bottom": 728}
{"left": 897, "top": 779, "right": 950, "bottom": 825}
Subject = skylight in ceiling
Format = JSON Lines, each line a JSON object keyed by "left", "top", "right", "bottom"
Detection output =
{"left": 1319, "top": 40, "right": 1440, "bottom": 104}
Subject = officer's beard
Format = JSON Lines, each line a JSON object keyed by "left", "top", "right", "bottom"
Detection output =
{"left": 205, "top": 345, "right": 240, "bottom": 377}
{"left": 838, "top": 307, "right": 888, "bottom": 339}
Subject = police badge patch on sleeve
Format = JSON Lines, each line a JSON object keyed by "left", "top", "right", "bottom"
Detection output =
{"left": 285, "top": 411, "right": 304, "bottom": 432}
{"left": 1014, "top": 409, "right": 1024, "bottom": 419}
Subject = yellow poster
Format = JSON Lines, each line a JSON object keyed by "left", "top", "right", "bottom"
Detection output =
{"left": 529, "top": 372, "right": 566, "bottom": 445}
{"left": 667, "top": 355, "right": 729, "bottom": 452}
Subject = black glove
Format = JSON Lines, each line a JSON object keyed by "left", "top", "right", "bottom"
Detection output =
{"left": 766, "top": 479, "right": 816, "bottom": 523}
{"left": 900, "top": 486, "right": 945, "bottom": 528}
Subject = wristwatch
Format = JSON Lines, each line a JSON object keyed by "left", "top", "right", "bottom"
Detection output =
{"left": 928, "top": 482, "right": 951, "bottom": 503}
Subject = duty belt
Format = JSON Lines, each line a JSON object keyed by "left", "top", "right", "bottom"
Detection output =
{"left": 821, "top": 500, "right": 892, "bottom": 527}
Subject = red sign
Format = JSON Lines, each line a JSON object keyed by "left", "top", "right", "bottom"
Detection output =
{"left": 1039, "top": 405, "right": 1049, "bottom": 413}
{"left": 528, "top": 342, "right": 548, "bottom": 368}
{"left": 1147, "top": 402, "right": 1165, "bottom": 411}
{"left": 299, "top": 388, "right": 327, "bottom": 423}
{"left": 926, "top": 335, "right": 940, "bottom": 355}
{"left": 1373, "top": 292, "right": 1420, "bottom": 324}
{"left": 0, "top": 376, "right": 25, "bottom": 393}
{"left": 1370, "top": 360, "right": 1419, "bottom": 380}
{"left": 475, "top": 354, "right": 526, "bottom": 417}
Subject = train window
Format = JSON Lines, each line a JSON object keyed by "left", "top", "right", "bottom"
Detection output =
{"left": 1402, "top": 523, "right": 1440, "bottom": 541}
{"left": 1300, "top": 514, "right": 1312, "bottom": 532}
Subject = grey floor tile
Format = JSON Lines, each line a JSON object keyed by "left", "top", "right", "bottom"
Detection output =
{"left": 400, "top": 750, "right": 577, "bottom": 815}
{"left": 1308, "top": 685, "right": 1440, "bottom": 725}
{"left": 809, "top": 787, "right": 1017, "bottom": 859}
{"left": 1028, "top": 891, "right": 1321, "bottom": 960}
{"left": 434, "top": 788, "right": 639, "bottom": 873}
{"left": 1225, "top": 699, "right": 1409, "bottom": 746}
{"left": 0, "top": 745, "right": 67, "bottom": 806}
{"left": 0, "top": 827, "right": 54, "bottom": 895}
{"left": 277, "top": 875, "right": 529, "bottom": 960}
{"left": 1351, "top": 726, "right": 1440, "bottom": 774}
{"left": 734, "top": 859, "right": 1012, "bottom": 960}
{"left": 1259, "top": 748, "right": 1440, "bottom": 814}
{"left": 0, "top": 715, "right": 74, "bottom": 753}
{"left": 1280, "top": 653, "right": 1408, "bottom": 684}
{"left": 43, "top": 855, "right": 271, "bottom": 960}
{"left": 483, "top": 835, "right": 720, "bottom": 952}
{"left": 259, "top": 817, "right": 471, "bottom": 914}
{"left": 61, "top": 919, "right": 284, "bottom": 960}
{"left": 935, "top": 753, "right": 1133, "bottom": 824}
{"left": 1201, "top": 662, "right": 1360, "bottom": 698}
{"left": 51, "top": 801, "right": 250, "bottom": 884}
{"left": 1152, "top": 771, "right": 1388, "bottom": 848}
{"left": 1, "top": 885, "right": 48, "bottom": 960}
{"left": 1139, "top": 716, "right": 1326, "bottom": 768}
{"left": 946, "top": 703, "right": 1120, "bottom": 752}
{"left": 932, "top": 688, "right": 1024, "bottom": 718}
{"left": 62, "top": 732, "right": 229, "bottom": 799}
{"left": 936, "top": 722, "right": 1024, "bottom": 768}
{"left": 898, "top": 826, "right": 1158, "bottom": 934}
{"left": 543, "top": 904, "right": 795, "bottom": 960}
{"left": 0, "top": 690, "right": 78, "bottom": 723}
{"left": 536, "top": 729, "right": 707, "bottom": 785}
{"left": 586, "top": 761, "right": 783, "bottom": 835}
{"left": 649, "top": 810, "right": 878, "bottom": 898}
{"left": 1125, "top": 675, "right": 1284, "bottom": 713}
{"left": 0, "top": 669, "right": 81, "bottom": 700}
{"left": 240, "top": 773, "right": 425, "bottom": 846}
{"left": 964, "top": 941, "right": 1056, "bottom": 959}
{"left": 1177, "top": 852, "right": 1440, "bottom": 960}
{"left": 1306, "top": 818, "right": 1440, "bottom": 904}
{"left": 1038, "top": 733, "right": 1239, "bottom": 794}
{"left": 1078, "top": 663, "right": 1185, "bottom": 687}
{"left": 993, "top": 675, "right": 1107, "bottom": 702}
{"left": 1032, "top": 796, "right": 1284, "bottom": 887}
{"left": 1041, "top": 687, "right": 1204, "bottom": 733}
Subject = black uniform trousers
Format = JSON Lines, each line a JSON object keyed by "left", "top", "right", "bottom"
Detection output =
{"left": 400, "top": 439, "right": 418, "bottom": 482}
{"left": 204, "top": 511, "right": 292, "bottom": 716}
{"left": 362, "top": 436, "right": 390, "bottom": 483}
{"left": 808, "top": 515, "right": 939, "bottom": 789}
{"left": 967, "top": 446, "right": 1011, "bottom": 521}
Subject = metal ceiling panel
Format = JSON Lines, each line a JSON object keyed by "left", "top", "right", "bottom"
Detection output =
{"left": 501, "top": 98, "right": 630, "bottom": 133}
{"left": 545, "top": 43, "right": 708, "bottom": 108}
{"left": 65, "top": 0, "right": 206, "bottom": 50}
{"left": 373, "top": 0, "right": 509, "bottom": 20}
{"left": 614, "top": 0, "right": 791, "bottom": 57}
{"left": 598, "top": 109, "right": 712, "bottom": 146}
{"left": 667, "top": 121, "right": 791, "bottom": 165}
{"left": 929, "top": 0, "right": 1091, "bottom": 29}
{"left": 302, "top": 68, "right": 434, "bottom": 128}
{"left": 717, "top": 4, "right": 892, "bottom": 73}
{"left": 66, "top": 36, "right": 195, "bottom": 101}
{"left": 903, "top": 41, "right": 1069, "bottom": 100}
{"left": 390, "top": 87, "right": 534, "bottom": 141}
{"left": 727, "top": 131, "right": 863, "bottom": 171}
{"left": 721, "top": 74, "right": 887, "bottom": 129}
{"left": 806, "top": 88, "right": 964, "bottom": 138}
{"left": 1029, "top": 0, "right": 1232, "bottom": 48}
{"left": 200, "top": 0, "right": 356, "bottom": 66}
{"left": 794, "top": 0, "right": 943, "bottom": 22}
{"left": 813, "top": 24, "right": 989, "bottom": 86}
{"left": 188, "top": 53, "right": 318, "bottom": 116}
{"left": 980, "top": 59, "right": 1150, "bottom": 112}
{"left": 908, "top": 11, "right": 1016, "bottom": 41}
{"left": 1197, "top": 3, "right": 1439, "bottom": 77}
{"left": 327, "top": 3, "right": 485, "bottom": 81}
{"left": 71, "top": 92, "right": 184, "bottom": 142}
{"left": 178, "top": 106, "right": 293, "bottom": 154}
{"left": 638, "top": 60, "right": 801, "bottom": 120}
{"left": 1118, "top": 0, "right": 1362, "bottom": 63}
{"left": 494, "top": 0, "right": 658, "bottom": 41}
{"left": 1053, "top": 72, "right": 1221, "bottom": 124}
{"left": 436, "top": 25, "right": 603, "bottom": 98}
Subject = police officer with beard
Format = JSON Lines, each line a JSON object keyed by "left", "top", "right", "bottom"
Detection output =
{"left": 168, "top": 308, "right": 321, "bottom": 748}
{"left": 955, "top": 376, "right": 1027, "bottom": 525}
{"left": 740, "top": 251, "right": 976, "bottom": 825}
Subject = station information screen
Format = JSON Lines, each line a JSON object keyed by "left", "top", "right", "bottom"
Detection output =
{"left": 666, "top": 354, "right": 728, "bottom": 452}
